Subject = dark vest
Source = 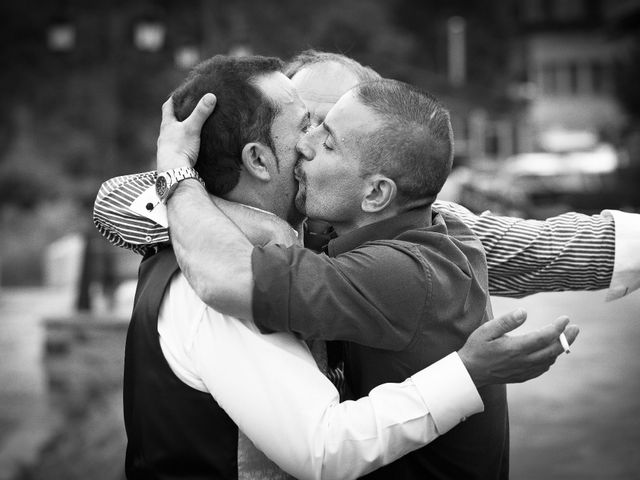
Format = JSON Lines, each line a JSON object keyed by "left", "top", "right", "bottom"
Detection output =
{"left": 123, "top": 248, "right": 239, "bottom": 479}
{"left": 346, "top": 216, "right": 509, "bottom": 480}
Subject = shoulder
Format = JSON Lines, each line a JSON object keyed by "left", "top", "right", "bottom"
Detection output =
{"left": 336, "top": 238, "right": 429, "bottom": 274}
{"left": 160, "top": 272, "right": 227, "bottom": 338}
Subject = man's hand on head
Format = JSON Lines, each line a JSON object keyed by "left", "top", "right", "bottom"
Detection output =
{"left": 458, "top": 309, "right": 580, "bottom": 388}
{"left": 157, "top": 94, "right": 217, "bottom": 172}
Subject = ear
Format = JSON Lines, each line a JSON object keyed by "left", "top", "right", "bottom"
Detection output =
{"left": 361, "top": 175, "right": 397, "bottom": 213}
{"left": 241, "top": 142, "right": 276, "bottom": 182}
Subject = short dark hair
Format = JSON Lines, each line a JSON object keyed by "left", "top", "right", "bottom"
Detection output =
{"left": 354, "top": 79, "right": 453, "bottom": 204}
{"left": 284, "top": 49, "right": 380, "bottom": 83}
{"left": 171, "top": 55, "right": 284, "bottom": 195}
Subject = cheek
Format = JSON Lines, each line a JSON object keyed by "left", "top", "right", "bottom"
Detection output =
{"left": 303, "top": 161, "right": 329, "bottom": 190}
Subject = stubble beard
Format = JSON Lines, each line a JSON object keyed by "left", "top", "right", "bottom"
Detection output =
{"left": 294, "top": 173, "right": 308, "bottom": 218}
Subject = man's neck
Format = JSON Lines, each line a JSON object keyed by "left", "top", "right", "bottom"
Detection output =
{"left": 224, "top": 189, "right": 271, "bottom": 215}
{"left": 219, "top": 187, "right": 302, "bottom": 231}
{"left": 332, "top": 204, "right": 432, "bottom": 237}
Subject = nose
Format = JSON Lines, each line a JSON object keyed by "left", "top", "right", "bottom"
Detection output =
{"left": 296, "top": 130, "right": 315, "bottom": 161}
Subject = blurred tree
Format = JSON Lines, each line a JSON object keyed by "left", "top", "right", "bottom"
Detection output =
{"left": 0, "top": 0, "right": 49, "bottom": 155}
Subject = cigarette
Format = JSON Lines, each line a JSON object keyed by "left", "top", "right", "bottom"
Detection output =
{"left": 559, "top": 332, "right": 571, "bottom": 354}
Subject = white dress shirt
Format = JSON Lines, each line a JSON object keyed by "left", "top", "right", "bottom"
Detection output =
{"left": 158, "top": 272, "right": 483, "bottom": 480}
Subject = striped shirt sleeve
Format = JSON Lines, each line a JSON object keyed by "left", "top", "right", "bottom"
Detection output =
{"left": 433, "top": 200, "right": 615, "bottom": 298}
{"left": 93, "top": 174, "right": 618, "bottom": 297}
{"left": 93, "top": 171, "right": 169, "bottom": 256}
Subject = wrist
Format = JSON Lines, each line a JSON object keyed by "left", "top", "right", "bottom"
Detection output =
{"left": 156, "top": 167, "right": 205, "bottom": 205}
{"left": 458, "top": 348, "right": 485, "bottom": 388}
{"left": 170, "top": 177, "right": 206, "bottom": 200}
{"left": 157, "top": 158, "right": 191, "bottom": 173}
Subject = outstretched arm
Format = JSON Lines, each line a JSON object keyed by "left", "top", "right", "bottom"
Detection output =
{"left": 434, "top": 200, "right": 640, "bottom": 301}
{"left": 96, "top": 88, "right": 639, "bottom": 301}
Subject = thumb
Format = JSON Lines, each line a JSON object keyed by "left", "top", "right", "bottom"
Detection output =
{"left": 184, "top": 93, "right": 217, "bottom": 132}
{"left": 481, "top": 309, "right": 528, "bottom": 340}
{"left": 563, "top": 324, "right": 580, "bottom": 346}
{"left": 161, "top": 96, "right": 177, "bottom": 128}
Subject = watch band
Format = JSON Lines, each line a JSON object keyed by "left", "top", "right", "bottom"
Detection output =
{"left": 156, "top": 166, "right": 205, "bottom": 204}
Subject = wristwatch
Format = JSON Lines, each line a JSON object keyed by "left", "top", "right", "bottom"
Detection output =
{"left": 155, "top": 166, "right": 205, "bottom": 204}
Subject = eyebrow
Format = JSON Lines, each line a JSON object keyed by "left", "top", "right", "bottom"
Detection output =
{"left": 321, "top": 121, "right": 338, "bottom": 144}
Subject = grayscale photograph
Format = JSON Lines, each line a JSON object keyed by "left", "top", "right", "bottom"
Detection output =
{"left": 0, "top": 1, "right": 639, "bottom": 479}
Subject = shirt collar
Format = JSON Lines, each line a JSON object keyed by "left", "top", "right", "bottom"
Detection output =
{"left": 327, "top": 207, "right": 444, "bottom": 257}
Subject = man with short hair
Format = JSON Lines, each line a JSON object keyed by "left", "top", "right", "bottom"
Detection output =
{"left": 122, "top": 54, "right": 574, "bottom": 480}
{"left": 295, "top": 78, "right": 508, "bottom": 478}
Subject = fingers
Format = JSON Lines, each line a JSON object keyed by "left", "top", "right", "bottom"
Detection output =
{"left": 517, "top": 322, "right": 580, "bottom": 372}
{"left": 481, "top": 309, "right": 527, "bottom": 340}
{"left": 183, "top": 93, "right": 217, "bottom": 132}
{"left": 512, "top": 315, "right": 571, "bottom": 354}
{"left": 551, "top": 315, "right": 571, "bottom": 335}
{"left": 563, "top": 324, "right": 580, "bottom": 346}
{"left": 161, "top": 97, "right": 176, "bottom": 128}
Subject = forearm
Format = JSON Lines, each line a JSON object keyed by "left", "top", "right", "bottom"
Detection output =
{"left": 252, "top": 243, "right": 422, "bottom": 349}
{"left": 194, "top": 314, "right": 482, "bottom": 480}
{"left": 212, "top": 197, "right": 300, "bottom": 248}
{"left": 435, "top": 201, "right": 616, "bottom": 297}
{"left": 482, "top": 211, "right": 614, "bottom": 297}
{"left": 168, "top": 180, "right": 255, "bottom": 319}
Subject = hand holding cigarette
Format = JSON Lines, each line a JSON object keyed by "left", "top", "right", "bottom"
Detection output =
{"left": 459, "top": 310, "right": 579, "bottom": 387}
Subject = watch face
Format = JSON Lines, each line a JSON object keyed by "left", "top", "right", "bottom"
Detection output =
{"left": 156, "top": 175, "right": 168, "bottom": 199}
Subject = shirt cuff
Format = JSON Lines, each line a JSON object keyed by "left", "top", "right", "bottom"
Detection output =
{"left": 129, "top": 184, "right": 169, "bottom": 228}
{"left": 410, "top": 352, "right": 484, "bottom": 435}
{"left": 603, "top": 210, "right": 640, "bottom": 302}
